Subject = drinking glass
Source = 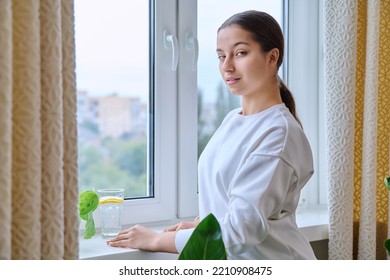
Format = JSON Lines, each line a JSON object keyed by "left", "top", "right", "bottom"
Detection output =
{"left": 97, "top": 188, "right": 124, "bottom": 239}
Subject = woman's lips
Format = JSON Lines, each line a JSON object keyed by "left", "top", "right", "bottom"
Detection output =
{"left": 226, "top": 77, "right": 240, "bottom": 85}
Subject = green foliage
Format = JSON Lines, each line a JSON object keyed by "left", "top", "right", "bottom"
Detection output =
{"left": 79, "top": 190, "right": 99, "bottom": 239}
{"left": 384, "top": 177, "right": 390, "bottom": 191}
{"left": 78, "top": 144, "right": 104, "bottom": 172}
{"left": 79, "top": 119, "right": 99, "bottom": 134}
{"left": 198, "top": 134, "right": 212, "bottom": 158}
{"left": 385, "top": 239, "right": 390, "bottom": 256}
{"left": 197, "top": 83, "right": 240, "bottom": 158}
{"left": 80, "top": 162, "right": 133, "bottom": 190}
{"left": 109, "top": 141, "right": 147, "bottom": 177}
{"left": 178, "top": 213, "right": 227, "bottom": 260}
{"left": 78, "top": 141, "right": 147, "bottom": 197}
{"left": 214, "top": 82, "right": 240, "bottom": 129}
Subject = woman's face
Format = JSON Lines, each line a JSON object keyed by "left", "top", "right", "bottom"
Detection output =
{"left": 216, "top": 25, "right": 277, "bottom": 98}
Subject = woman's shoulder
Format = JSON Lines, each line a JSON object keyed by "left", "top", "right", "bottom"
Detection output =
{"left": 251, "top": 105, "right": 310, "bottom": 156}
{"left": 224, "top": 107, "right": 242, "bottom": 119}
{"left": 271, "top": 105, "right": 313, "bottom": 166}
{"left": 264, "top": 104, "right": 304, "bottom": 135}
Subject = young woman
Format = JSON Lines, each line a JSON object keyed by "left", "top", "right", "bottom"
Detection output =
{"left": 107, "top": 10, "right": 316, "bottom": 260}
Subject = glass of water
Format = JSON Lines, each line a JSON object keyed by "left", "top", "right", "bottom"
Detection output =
{"left": 97, "top": 188, "right": 124, "bottom": 239}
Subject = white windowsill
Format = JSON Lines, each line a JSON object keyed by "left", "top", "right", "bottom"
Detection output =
{"left": 79, "top": 225, "right": 178, "bottom": 260}
{"left": 79, "top": 206, "right": 329, "bottom": 260}
{"left": 296, "top": 205, "right": 329, "bottom": 242}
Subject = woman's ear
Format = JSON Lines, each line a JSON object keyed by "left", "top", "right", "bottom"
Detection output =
{"left": 268, "top": 48, "right": 279, "bottom": 66}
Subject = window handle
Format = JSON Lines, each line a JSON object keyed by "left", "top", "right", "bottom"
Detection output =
{"left": 186, "top": 33, "right": 199, "bottom": 71}
{"left": 163, "top": 30, "right": 179, "bottom": 71}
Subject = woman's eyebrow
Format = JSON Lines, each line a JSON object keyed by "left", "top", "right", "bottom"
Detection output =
{"left": 216, "top": 41, "right": 250, "bottom": 52}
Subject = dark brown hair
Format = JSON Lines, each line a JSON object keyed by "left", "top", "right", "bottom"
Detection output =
{"left": 218, "top": 10, "right": 302, "bottom": 127}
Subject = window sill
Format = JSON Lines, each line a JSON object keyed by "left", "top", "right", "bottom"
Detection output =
{"left": 296, "top": 205, "right": 329, "bottom": 242}
{"left": 79, "top": 225, "right": 179, "bottom": 260}
{"left": 79, "top": 206, "right": 329, "bottom": 260}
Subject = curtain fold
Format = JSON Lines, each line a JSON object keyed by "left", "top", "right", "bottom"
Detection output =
{"left": 12, "top": 0, "right": 42, "bottom": 260}
{"left": 375, "top": 0, "right": 390, "bottom": 260}
{"left": 357, "top": 0, "right": 380, "bottom": 260}
{"left": 325, "top": 0, "right": 390, "bottom": 260}
{"left": 61, "top": 0, "right": 79, "bottom": 260}
{"left": 0, "top": 0, "right": 78, "bottom": 260}
{"left": 324, "top": 0, "right": 358, "bottom": 260}
{"left": 0, "top": 0, "right": 13, "bottom": 260}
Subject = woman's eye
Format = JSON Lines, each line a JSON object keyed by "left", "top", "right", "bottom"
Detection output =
{"left": 236, "top": 51, "right": 247, "bottom": 56}
{"left": 217, "top": 55, "right": 225, "bottom": 61}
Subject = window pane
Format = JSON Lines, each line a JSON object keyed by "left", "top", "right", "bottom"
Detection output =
{"left": 197, "top": 1, "right": 283, "bottom": 156}
{"left": 75, "top": 0, "right": 151, "bottom": 199}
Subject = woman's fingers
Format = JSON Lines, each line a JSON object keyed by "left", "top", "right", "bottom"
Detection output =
{"left": 164, "top": 221, "right": 197, "bottom": 232}
{"left": 106, "top": 225, "right": 159, "bottom": 251}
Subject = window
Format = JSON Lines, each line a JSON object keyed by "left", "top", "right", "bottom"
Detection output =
{"left": 76, "top": 0, "right": 326, "bottom": 231}
{"left": 287, "top": 0, "right": 327, "bottom": 218}
{"left": 75, "top": 0, "right": 181, "bottom": 225}
{"left": 75, "top": 0, "right": 150, "bottom": 199}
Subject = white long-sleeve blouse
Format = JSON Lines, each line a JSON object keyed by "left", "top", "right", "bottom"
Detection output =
{"left": 175, "top": 103, "right": 316, "bottom": 259}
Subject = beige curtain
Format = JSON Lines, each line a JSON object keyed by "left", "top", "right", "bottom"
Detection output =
{"left": 324, "top": 0, "right": 390, "bottom": 260}
{"left": 0, "top": 0, "right": 78, "bottom": 259}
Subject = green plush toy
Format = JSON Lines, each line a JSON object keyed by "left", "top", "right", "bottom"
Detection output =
{"left": 384, "top": 177, "right": 390, "bottom": 191}
{"left": 79, "top": 190, "right": 99, "bottom": 239}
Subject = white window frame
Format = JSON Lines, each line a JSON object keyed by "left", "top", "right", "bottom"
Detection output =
{"left": 287, "top": 0, "right": 327, "bottom": 219}
{"left": 92, "top": 0, "right": 199, "bottom": 228}
{"left": 88, "top": 0, "right": 175, "bottom": 227}
{"left": 177, "top": 0, "right": 199, "bottom": 218}
{"left": 119, "top": 0, "right": 184, "bottom": 226}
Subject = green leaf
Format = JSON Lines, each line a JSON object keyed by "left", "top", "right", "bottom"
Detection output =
{"left": 83, "top": 212, "right": 96, "bottom": 239}
{"left": 178, "top": 213, "right": 227, "bottom": 260}
{"left": 384, "top": 239, "right": 390, "bottom": 256}
{"left": 384, "top": 177, "right": 390, "bottom": 191}
{"left": 79, "top": 190, "right": 99, "bottom": 218}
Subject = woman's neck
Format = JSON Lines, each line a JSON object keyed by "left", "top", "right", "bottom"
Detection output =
{"left": 240, "top": 84, "right": 282, "bottom": 115}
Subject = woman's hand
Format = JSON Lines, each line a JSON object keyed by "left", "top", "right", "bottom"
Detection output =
{"left": 164, "top": 217, "right": 200, "bottom": 232}
{"left": 107, "top": 225, "right": 177, "bottom": 253}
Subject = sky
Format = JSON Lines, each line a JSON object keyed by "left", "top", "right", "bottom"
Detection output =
{"left": 74, "top": 0, "right": 282, "bottom": 103}
{"left": 74, "top": 0, "right": 149, "bottom": 99}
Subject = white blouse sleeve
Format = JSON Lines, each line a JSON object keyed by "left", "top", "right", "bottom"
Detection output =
{"left": 219, "top": 154, "right": 298, "bottom": 256}
{"left": 175, "top": 228, "right": 195, "bottom": 253}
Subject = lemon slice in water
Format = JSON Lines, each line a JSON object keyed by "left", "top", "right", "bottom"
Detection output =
{"left": 99, "top": 196, "right": 124, "bottom": 205}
